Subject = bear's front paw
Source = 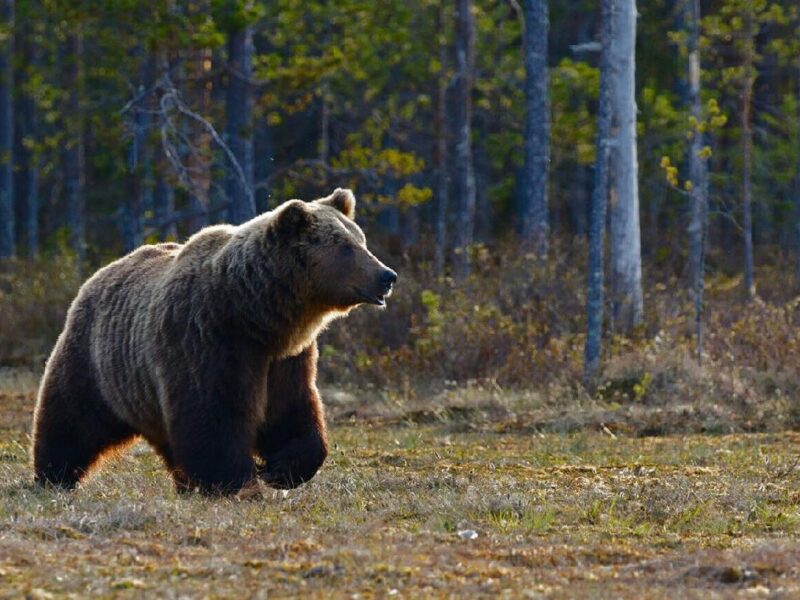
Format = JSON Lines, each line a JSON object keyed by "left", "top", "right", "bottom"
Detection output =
{"left": 259, "top": 463, "right": 305, "bottom": 490}
{"left": 258, "top": 433, "right": 327, "bottom": 489}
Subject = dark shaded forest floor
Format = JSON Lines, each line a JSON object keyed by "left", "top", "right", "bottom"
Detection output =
{"left": 1, "top": 369, "right": 800, "bottom": 598}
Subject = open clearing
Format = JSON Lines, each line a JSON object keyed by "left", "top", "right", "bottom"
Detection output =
{"left": 1, "top": 373, "right": 800, "bottom": 598}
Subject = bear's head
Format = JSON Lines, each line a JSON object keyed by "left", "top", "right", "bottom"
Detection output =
{"left": 272, "top": 188, "right": 397, "bottom": 310}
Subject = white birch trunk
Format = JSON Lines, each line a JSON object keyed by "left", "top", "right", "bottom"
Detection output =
{"left": 608, "top": 0, "right": 643, "bottom": 333}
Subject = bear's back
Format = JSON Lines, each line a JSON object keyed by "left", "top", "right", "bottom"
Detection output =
{"left": 75, "top": 242, "right": 183, "bottom": 436}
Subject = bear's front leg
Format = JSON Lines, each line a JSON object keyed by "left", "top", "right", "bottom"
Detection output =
{"left": 167, "top": 391, "right": 258, "bottom": 495}
{"left": 256, "top": 342, "right": 329, "bottom": 489}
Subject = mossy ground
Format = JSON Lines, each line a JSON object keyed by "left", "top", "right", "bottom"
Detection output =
{"left": 1, "top": 371, "right": 799, "bottom": 598}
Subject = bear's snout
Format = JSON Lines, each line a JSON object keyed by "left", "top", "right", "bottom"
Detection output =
{"left": 351, "top": 263, "right": 396, "bottom": 307}
{"left": 379, "top": 269, "right": 397, "bottom": 294}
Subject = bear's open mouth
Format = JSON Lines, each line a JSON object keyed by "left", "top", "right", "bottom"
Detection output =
{"left": 353, "top": 287, "right": 387, "bottom": 306}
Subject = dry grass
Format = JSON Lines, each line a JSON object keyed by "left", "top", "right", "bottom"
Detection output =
{"left": 5, "top": 250, "right": 800, "bottom": 437}
{"left": 1, "top": 372, "right": 800, "bottom": 598}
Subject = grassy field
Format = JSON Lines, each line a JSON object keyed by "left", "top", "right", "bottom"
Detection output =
{"left": 1, "top": 370, "right": 800, "bottom": 598}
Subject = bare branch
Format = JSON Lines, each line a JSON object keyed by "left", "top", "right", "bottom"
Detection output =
{"left": 570, "top": 41, "right": 602, "bottom": 54}
{"left": 163, "top": 82, "right": 253, "bottom": 202}
{"left": 506, "top": 0, "right": 523, "bottom": 27}
{"left": 151, "top": 73, "right": 254, "bottom": 223}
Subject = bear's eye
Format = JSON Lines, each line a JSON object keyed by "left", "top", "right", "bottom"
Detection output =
{"left": 339, "top": 244, "right": 355, "bottom": 257}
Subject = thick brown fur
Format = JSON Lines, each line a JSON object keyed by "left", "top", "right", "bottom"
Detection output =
{"left": 31, "top": 189, "right": 396, "bottom": 494}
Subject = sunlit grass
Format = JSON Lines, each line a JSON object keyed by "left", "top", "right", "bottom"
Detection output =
{"left": 1, "top": 374, "right": 800, "bottom": 596}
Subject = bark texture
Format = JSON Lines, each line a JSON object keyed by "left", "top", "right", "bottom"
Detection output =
{"left": 0, "top": 0, "right": 13, "bottom": 259}
{"left": 584, "top": 0, "right": 615, "bottom": 382}
{"left": 608, "top": 0, "right": 643, "bottom": 333}
{"left": 521, "top": 0, "right": 550, "bottom": 256}
{"left": 64, "top": 32, "right": 86, "bottom": 263}
{"left": 741, "top": 10, "right": 755, "bottom": 300}
{"left": 452, "top": 0, "right": 476, "bottom": 279}
{"left": 687, "top": 0, "right": 709, "bottom": 361}
{"left": 225, "top": 21, "right": 255, "bottom": 225}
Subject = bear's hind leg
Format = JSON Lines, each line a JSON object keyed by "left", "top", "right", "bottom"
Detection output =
{"left": 32, "top": 375, "right": 135, "bottom": 489}
{"left": 147, "top": 441, "right": 190, "bottom": 493}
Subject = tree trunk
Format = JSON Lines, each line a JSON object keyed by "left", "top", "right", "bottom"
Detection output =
{"left": 153, "top": 153, "right": 177, "bottom": 240}
{"left": 225, "top": 21, "right": 255, "bottom": 224}
{"left": 473, "top": 115, "right": 491, "bottom": 242}
{"left": 121, "top": 174, "right": 143, "bottom": 252}
{"left": 319, "top": 78, "right": 330, "bottom": 187}
{"left": 64, "top": 32, "right": 86, "bottom": 263}
{"left": 0, "top": 0, "right": 13, "bottom": 259}
{"left": 402, "top": 205, "right": 419, "bottom": 253}
{"left": 608, "top": 0, "right": 643, "bottom": 333}
{"left": 521, "top": 0, "right": 550, "bottom": 256}
{"left": 452, "top": 0, "right": 476, "bottom": 279}
{"left": 17, "top": 13, "right": 38, "bottom": 258}
{"left": 121, "top": 55, "right": 153, "bottom": 253}
{"left": 567, "top": 162, "right": 588, "bottom": 235}
{"left": 795, "top": 51, "right": 800, "bottom": 285}
{"left": 741, "top": 10, "right": 755, "bottom": 300}
{"left": 210, "top": 47, "right": 227, "bottom": 224}
{"left": 687, "top": 0, "right": 709, "bottom": 361}
{"left": 23, "top": 153, "right": 38, "bottom": 258}
{"left": 434, "top": 3, "right": 449, "bottom": 276}
{"left": 584, "top": 0, "right": 615, "bottom": 383}
{"left": 254, "top": 117, "right": 272, "bottom": 213}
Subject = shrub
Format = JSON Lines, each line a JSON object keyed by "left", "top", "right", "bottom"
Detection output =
{"left": 3, "top": 242, "right": 800, "bottom": 430}
{"left": 0, "top": 256, "right": 82, "bottom": 367}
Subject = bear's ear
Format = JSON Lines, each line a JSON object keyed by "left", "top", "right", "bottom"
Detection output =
{"left": 315, "top": 188, "right": 356, "bottom": 219}
{"left": 273, "top": 199, "right": 311, "bottom": 236}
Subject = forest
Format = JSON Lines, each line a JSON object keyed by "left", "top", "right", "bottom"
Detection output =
{"left": 2, "top": 0, "right": 800, "bottom": 597}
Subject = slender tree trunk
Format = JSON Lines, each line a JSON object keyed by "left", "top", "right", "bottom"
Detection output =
{"left": 254, "top": 118, "right": 272, "bottom": 213}
{"left": 153, "top": 152, "right": 177, "bottom": 240}
{"left": 17, "top": 16, "right": 38, "bottom": 258}
{"left": 0, "top": 0, "right": 13, "bottom": 259}
{"left": 122, "top": 169, "right": 143, "bottom": 252}
{"left": 153, "top": 50, "right": 176, "bottom": 240}
{"left": 567, "top": 162, "right": 588, "bottom": 235}
{"left": 181, "top": 95, "right": 211, "bottom": 233}
{"left": 434, "top": 3, "right": 449, "bottom": 276}
{"left": 122, "top": 126, "right": 144, "bottom": 252}
{"left": 64, "top": 32, "right": 86, "bottom": 263}
{"left": 584, "top": 0, "right": 615, "bottom": 383}
{"left": 473, "top": 116, "right": 491, "bottom": 242}
{"left": 225, "top": 21, "right": 255, "bottom": 224}
{"left": 210, "top": 47, "right": 227, "bottom": 224}
{"left": 122, "top": 55, "right": 153, "bottom": 253}
{"left": 452, "top": 0, "right": 476, "bottom": 279}
{"left": 402, "top": 206, "right": 419, "bottom": 252}
{"left": 23, "top": 154, "right": 38, "bottom": 257}
{"left": 741, "top": 10, "right": 755, "bottom": 300}
{"left": 139, "top": 56, "right": 155, "bottom": 224}
{"left": 608, "top": 0, "right": 643, "bottom": 333}
{"left": 521, "top": 0, "right": 550, "bottom": 255}
{"left": 795, "top": 50, "right": 800, "bottom": 284}
{"left": 687, "top": 0, "right": 709, "bottom": 361}
{"left": 318, "top": 76, "right": 331, "bottom": 191}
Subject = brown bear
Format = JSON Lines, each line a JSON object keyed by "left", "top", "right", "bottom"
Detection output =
{"left": 31, "top": 188, "right": 396, "bottom": 494}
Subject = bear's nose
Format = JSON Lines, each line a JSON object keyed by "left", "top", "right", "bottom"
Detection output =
{"left": 380, "top": 269, "right": 398, "bottom": 288}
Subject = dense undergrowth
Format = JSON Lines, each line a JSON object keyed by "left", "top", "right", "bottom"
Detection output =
{"left": 324, "top": 241, "right": 800, "bottom": 432}
{"left": 2, "top": 241, "right": 800, "bottom": 430}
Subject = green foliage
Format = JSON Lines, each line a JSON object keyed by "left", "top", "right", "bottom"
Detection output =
{"left": 6, "top": 0, "right": 800, "bottom": 262}
{"left": 551, "top": 58, "right": 599, "bottom": 166}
